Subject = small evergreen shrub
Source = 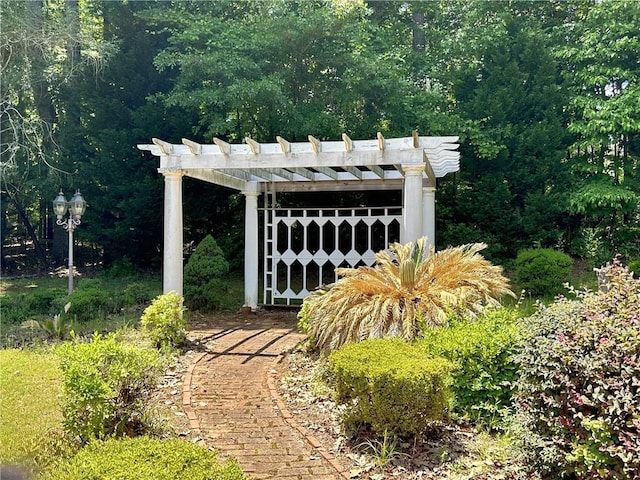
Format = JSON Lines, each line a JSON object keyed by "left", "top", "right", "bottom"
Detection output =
{"left": 515, "top": 248, "right": 573, "bottom": 296}
{"left": 184, "top": 235, "right": 230, "bottom": 312}
{"left": 514, "top": 258, "right": 640, "bottom": 479}
{"left": 419, "top": 307, "right": 520, "bottom": 428}
{"left": 40, "top": 436, "right": 248, "bottom": 480}
{"left": 140, "top": 292, "right": 187, "bottom": 349}
{"left": 328, "top": 338, "right": 452, "bottom": 437}
{"left": 53, "top": 287, "right": 119, "bottom": 322}
{"left": 56, "top": 333, "right": 162, "bottom": 443}
{"left": 24, "top": 288, "right": 67, "bottom": 315}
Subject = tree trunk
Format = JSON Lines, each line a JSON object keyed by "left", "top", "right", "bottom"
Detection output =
{"left": 6, "top": 191, "right": 48, "bottom": 267}
{"left": 412, "top": 11, "right": 426, "bottom": 52}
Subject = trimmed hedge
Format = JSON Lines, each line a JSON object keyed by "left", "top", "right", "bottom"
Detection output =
{"left": 514, "top": 258, "right": 640, "bottom": 479}
{"left": 40, "top": 436, "right": 248, "bottom": 480}
{"left": 419, "top": 307, "right": 520, "bottom": 428}
{"left": 328, "top": 338, "right": 452, "bottom": 437}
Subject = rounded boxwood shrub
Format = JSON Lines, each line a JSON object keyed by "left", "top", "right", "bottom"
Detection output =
{"left": 515, "top": 248, "right": 573, "bottom": 297}
{"left": 514, "top": 258, "right": 640, "bottom": 479}
{"left": 419, "top": 307, "right": 520, "bottom": 428}
{"left": 184, "top": 235, "right": 230, "bottom": 312}
{"left": 40, "top": 436, "right": 248, "bottom": 480}
{"left": 328, "top": 338, "right": 452, "bottom": 437}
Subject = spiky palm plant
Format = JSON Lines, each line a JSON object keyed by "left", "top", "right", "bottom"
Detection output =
{"left": 305, "top": 238, "right": 514, "bottom": 353}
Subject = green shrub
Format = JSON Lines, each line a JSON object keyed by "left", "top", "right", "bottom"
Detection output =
{"left": 0, "top": 289, "right": 67, "bottom": 324}
{"left": 514, "top": 258, "right": 640, "bottom": 479}
{"left": 55, "top": 333, "right": 162, "bottom": 443}
{"left": 121, "top": 281, "right": 153, "bottom": 307}
{"left": 628, "top": 257, "right": 640, "bottom": 278}
{"left": 515, "top": 248, "right": 573, "bottom": 297}
{"left": 184, "top": 235, "right": 230, "bottom": 312}
{"left": 140, "top": 292, "right": 187, "bottom": 349}
{"left": 419, "top": 307, "right": 520, "bottom": 428}
{"left": 51, "top": 285, "right": 121, "bottom": 322}
{"left": 328, "top": 338, "right": 452, "bottom": 437}
{"left": 40, "top": 436, "right": 248, "bottom": 480}
{"left": 24, "top": 288, "right": 67, "bottom": 315}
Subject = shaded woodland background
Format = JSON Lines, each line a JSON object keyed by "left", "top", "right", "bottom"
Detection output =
{"left": 1, "top": 0, "right": 638, "bottom": 274}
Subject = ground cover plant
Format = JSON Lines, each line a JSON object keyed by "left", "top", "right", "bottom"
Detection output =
{"left": 0, "top": 275, "right": 162, "bottom": 347}
{"left": 303, "top": 238, "right": 514, "bottom": 353}
{"left": 515, "top": 257, "right": 640, "bottom": 479}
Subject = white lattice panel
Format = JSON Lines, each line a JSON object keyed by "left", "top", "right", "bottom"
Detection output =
{"left": 263, "top": 207, "right": 401, "bottom": 305}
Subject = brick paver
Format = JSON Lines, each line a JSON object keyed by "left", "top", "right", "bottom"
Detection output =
{"left": 184, "top": 314, "right": 347, "bottom": 480}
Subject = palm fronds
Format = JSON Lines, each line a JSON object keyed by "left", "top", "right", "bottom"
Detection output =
{"left": 305, "top": 238, "right": 515, "bottom": 353}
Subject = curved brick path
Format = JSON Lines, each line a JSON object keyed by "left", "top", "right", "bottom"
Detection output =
{"left": 183, "top": 313, "right": 348, "bottom": 480}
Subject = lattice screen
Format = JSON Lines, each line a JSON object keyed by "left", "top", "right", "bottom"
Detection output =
{"left": 263, "top": 206, "right": 401, "bottom": 305}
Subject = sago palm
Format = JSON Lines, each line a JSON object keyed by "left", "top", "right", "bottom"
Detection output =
{"left": 305, "top": 237, "right": 514, "bottom": 353}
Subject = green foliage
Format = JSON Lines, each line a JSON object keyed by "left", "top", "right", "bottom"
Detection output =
{"left": 328, "top": 338, "right": 452, "bottom": 437}
{"left": 140, "top": 292, "right": 187, "bottom": 349}
{"left": 358, "top": 430, "right": 408, "bottom": 468}
{"left": 184, "top": 234, "right": 230, "bottom": 312}
{"left": 122, "top": 281, "right": 154, "bottom": 307}
{"left": 515, "top": 248, "right": 573, "bottom": 297}
{"left": 55, "top": 333, "right": 162, "bottom": 443}
{"left": 40, "top": 436, "right": 248, "bottom": 480}
{"left": 514, "top": 258, "right": 640, "bottom": 479}
{"left": 419, "top": 308, "right": 520, "bottom": 428}
{"left": 39, "top": 302, "right": 72, "bottom": 340}
{"left": 103, "top": 257, "right": 137, "bottom": 278}
{"left": 58, "top": 287, "right": 117, "bottom": 322}
{"left": 0, "top": 288, "right": 67, "bottom": 324}
{"left": 296, "top": 300, "right": 311, "bottom": 334}
{"left": 629, "top": 257, "right": 640, "bottom": 277}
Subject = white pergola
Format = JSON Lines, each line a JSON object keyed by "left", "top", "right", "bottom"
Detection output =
{"left": 138, "top": 132, "right": 460, "bottom": 310}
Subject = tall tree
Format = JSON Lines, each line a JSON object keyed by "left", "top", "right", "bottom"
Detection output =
{"left": 0, "top": 0, "right": 114, "bottom": 269}
{"left": 432, "top": 1, "right": 574, "bottom": 258}
{"left": 556, "top": 0, "right": 640, "bottom": 258}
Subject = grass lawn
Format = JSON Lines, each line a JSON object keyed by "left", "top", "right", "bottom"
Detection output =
{"left": 0, "top": 348, "right": 63, "bottom": 465}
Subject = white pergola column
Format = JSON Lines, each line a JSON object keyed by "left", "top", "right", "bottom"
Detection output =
{"left": 161, "top": 169, "right": 184, "bottom": 295}
{"left": 402, "top": 165, "right": 424, "bottom": 243}
{"left": 422, "top": 186, "right": 436, "bottom": 252}
{"left": 243, "top": 182, "right": 260, "bottom": 310}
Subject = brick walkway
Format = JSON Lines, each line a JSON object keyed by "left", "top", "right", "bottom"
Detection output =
{"left": 184, "top": 313, "right": 348, "bottom": 480}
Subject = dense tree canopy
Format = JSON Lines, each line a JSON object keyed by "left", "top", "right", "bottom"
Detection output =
{"left": 1, "top": 0, "right": 638, "bottom": 272}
